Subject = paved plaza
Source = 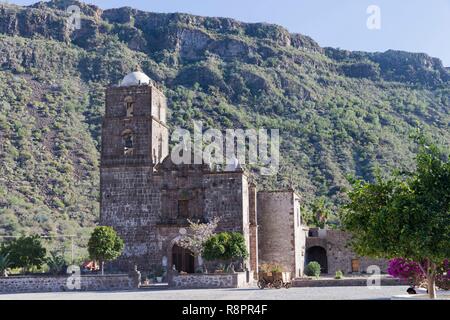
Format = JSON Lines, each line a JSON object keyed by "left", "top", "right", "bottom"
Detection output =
{"left": 0, "top": 285, "right": 411, "bottom": 300}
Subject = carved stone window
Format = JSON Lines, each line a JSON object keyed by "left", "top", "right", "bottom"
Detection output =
{"left": 178, "top": 200, "right": 189, "bottom": 218}
{"left": 122, "top": 129, "right": 134, "bottom": 156}
{"left": 124, "top": 96, "right": 134, "bottom": 117}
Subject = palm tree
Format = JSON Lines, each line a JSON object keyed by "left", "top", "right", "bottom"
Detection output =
{"left": 0, "top": 253, "right": 11, "bottom": 277}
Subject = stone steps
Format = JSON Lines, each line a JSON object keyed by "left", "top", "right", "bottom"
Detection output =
{"left": 138, "top": 283, "right": 169, "bottom": 290}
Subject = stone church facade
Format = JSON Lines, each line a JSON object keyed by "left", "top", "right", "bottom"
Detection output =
{"left": 100, "top": 72, "right": 387, "bottom": 278}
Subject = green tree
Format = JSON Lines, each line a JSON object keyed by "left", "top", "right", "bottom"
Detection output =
{"left": 0, "top": 236, "right": 47, "bottom": 273}
{"left": 202, "top": 232, "right": 249, "bottom": 271}
{"left": 88, "top": 226, "right": 124, "bottom": 275}
{"left": 342, "top": 141, "right": 450, "bottom": 299}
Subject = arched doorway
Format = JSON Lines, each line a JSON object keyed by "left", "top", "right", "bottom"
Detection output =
{"left": 305, "top": 246, "right": 328, "bottom": 274}
{"left": 172, "top": 244, "right": 195, "bottom": 273}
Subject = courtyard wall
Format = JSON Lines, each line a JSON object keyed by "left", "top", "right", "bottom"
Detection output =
{"left": 306, "top": 229, "right": 389, "bottom": 275}
{"left": 0, "top": 274, "right": 137, "bottom": 294}
{"left": 168, "top": 272, "right": 253, "bottom": 289}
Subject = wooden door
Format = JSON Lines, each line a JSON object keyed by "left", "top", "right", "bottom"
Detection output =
{"left": 172, "top": 244, "right": 195, "bottom": 273}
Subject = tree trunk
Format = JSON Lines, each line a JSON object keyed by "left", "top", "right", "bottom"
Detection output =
{"left": 101, "top": 261, "right": 104, "bottom": 276}
{"left": 427, "top": 262, "right": 437, "bottom": 299}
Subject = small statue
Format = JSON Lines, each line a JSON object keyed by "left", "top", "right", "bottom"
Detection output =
{"left": 171, "top": 264, "right": 179, "bottom": 276}
{"left": 129, "top": 264, "right": 141, "bottom": 288}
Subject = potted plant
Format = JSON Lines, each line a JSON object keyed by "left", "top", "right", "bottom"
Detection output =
{"left": 195, "top": 267, "right": 203, "bottom": 274}
{"left": 259, "top": 263, "right": 284, "bottom": 277}
{"left": 214, "top": 263, "right": 225, "bottom": 273}
{"left": 335, "top": 270, "right": 343, "bottom": 279}
{"left": 156, "top": 270, "right": 164, "bottom": 283}
{"left": 270, "top": 264, "right": 284, "bottom": 274}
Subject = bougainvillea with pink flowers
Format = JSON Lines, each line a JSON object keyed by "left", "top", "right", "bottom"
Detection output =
{"left": 387, "top": 258, "right": 425, "bottom": 284}
{"left": 436, "top": 259, "right": 450, "bottom": 290}
{"left": 388, "top": 258, "right": 449, "bottom": 290}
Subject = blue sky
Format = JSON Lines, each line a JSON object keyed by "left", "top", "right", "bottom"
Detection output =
{"left": 11, "top": 0, "right": 450, "bottom": 66}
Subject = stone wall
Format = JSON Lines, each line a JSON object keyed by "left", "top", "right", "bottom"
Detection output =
{"left": 292, "top": 276, "right": 408, "bottom": 287}
{"left": 305, "top": 229, "right": 388, "bottom": 275}
{"left": 203, "top": 172, "right": 252, "bottom": 268}
{"left": 0, "top": 274, "right": 137, "bottom": 294}
{"left": 168, "top": 272, "right": 253, "bottom": 289}
{"left": 100, "top": 166, "right": 161, "bottom": 272}
{"left": 326, "top": 230, "right": 388, "bottom": 274}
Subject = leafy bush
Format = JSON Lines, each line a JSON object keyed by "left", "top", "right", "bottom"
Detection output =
{"left": 0, "top": 236, "right": 47, "bottom": 272}
{"left": 305, "top": 261, "right": 321, "bottom": 278}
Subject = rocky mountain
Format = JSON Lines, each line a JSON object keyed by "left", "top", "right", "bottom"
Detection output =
{"left": 0, "top": 0, "right": 449, "bottom": 253}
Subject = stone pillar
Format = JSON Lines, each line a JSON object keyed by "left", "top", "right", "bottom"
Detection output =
{"left": 248, "top": 182, "right": 258, "bottom": 276}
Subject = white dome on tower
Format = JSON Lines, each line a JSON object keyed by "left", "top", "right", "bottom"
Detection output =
{"left": 120, "top": 71, "right": 151, "bottom": 86}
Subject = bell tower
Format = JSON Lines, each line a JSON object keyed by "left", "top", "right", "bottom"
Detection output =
{"left": 100, "top": 71, "right": 169, "bottom": 270}
{"left": 101, "top": 71, "right": 169, "bottom": 168}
